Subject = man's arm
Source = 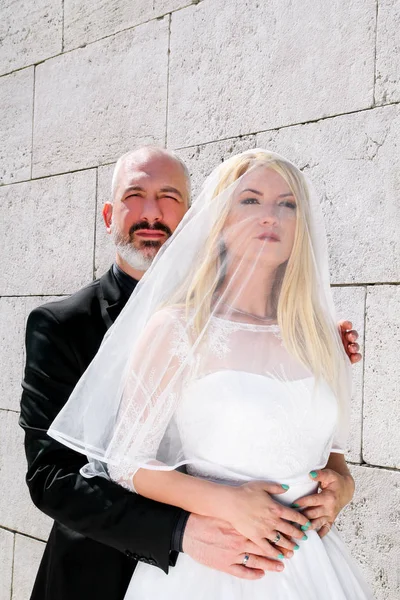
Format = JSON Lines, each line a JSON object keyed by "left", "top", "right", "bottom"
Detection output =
{"left": 20, "top": 306, "right": 185, "bottom": 573}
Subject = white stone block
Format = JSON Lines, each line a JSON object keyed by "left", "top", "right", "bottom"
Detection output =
{"left": 0, "top": 410, "right": 52, "bottom": 540}
{"left": 33, "top": 20, "right": 169, "bottom": 178}
{"left": 0, "top": 299, "right": 26, "bottom": 413}
{"left": 168, "top": 0, "right": 375, "bottom": 147}
{"left": 174, "top": 136, "right": 256, "bottom": 199}
{"left": 375, "top": 0, "right": 400, "bottom": 104}
{"left": 12, "top": 535, "right": 45, "bottom": 600}
{"left": 95, "top": 164, "right": 117, "bottom": 279}
{"left": 157, "top": 0, "right": 192, "bottom": 14}
{"left": 0, "top": 68, "right": 33, "bottom": 185}
{"left": 0, "top": 0, "right": 62, "bottom": 76}
{"left": 0, "top": 528, "right": 13, "bottom": 600}
{"left": 363, "top": 286, "right": 400, "bottom": 468}
{"left": 257, "top": 104, "right": 400, "bottom": 284}
{"left": 337, "top": 465, "right": 400, "bottom": 600}
{"left": 332, "top": 287, "right": 366, "bottom": 463}
{"left": 0, "top": 297, "right": 65, "bottom": 412}
{"left": 0, "top": 170, "right": 96, "bottom": 295}
{"left": 64, "top": 0, "right": 189, "bottom": 50}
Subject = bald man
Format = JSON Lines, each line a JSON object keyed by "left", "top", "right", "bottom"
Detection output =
{"left": 20, "top": 147, "right": 361, "bottom": 600}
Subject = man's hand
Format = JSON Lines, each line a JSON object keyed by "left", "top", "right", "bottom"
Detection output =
{"left": 294, "top": 469, "right": 355, "bottom": 539}
{"left": 338, "top": 320, "right": 361, "bottom": 364}
{"left": 182, "top": 514, "right": 289, "bottom": 579}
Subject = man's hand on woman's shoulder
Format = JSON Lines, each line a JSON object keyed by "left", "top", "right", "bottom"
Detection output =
{"left": 338, "top": 320, "right": 361, "bottom": 364}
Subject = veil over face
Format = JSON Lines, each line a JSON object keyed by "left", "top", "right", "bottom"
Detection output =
{"left": 48, "top": 150, "right": 351, "bottom": 483}
{"left": 223, "top": 166, "right": 297, "bottom": 269}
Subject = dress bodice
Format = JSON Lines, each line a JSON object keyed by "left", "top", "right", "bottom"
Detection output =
{"left": 167, "top": 312, "right": 342, "bottom": 484}
{"left": 107, "top": 309, "right": 345, "bottom": 494}
{"left": 176, "top": 369, "right": 339, "bottom": 484}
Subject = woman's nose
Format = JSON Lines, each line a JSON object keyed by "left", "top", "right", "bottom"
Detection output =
{"left": 260, "top": 204, "right": 278, "bottom": 225}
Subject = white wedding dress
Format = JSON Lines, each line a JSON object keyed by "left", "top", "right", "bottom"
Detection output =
{"left": 116, "top": 313, "right": 373, "bottom": 600}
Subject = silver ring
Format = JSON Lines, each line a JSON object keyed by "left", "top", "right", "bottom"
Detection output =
{"left": 320, "top": 523, "right": 331, "bottom": 531}
{"left": 241, "top": 554, "right": 250, "bottom": 567}
{"left": 272, "top": 532, "right": 281, "bottom": 544}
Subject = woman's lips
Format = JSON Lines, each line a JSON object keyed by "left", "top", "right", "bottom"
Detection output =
{"left": 257, "top": 233, "right": 280, "bottom": 241}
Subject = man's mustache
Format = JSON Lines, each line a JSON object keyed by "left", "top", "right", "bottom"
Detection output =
{"left": 129, "top": 221, "right": 172, "bottom": 237}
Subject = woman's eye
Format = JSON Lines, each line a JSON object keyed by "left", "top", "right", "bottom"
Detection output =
{"left": 279, "top": 201, "right": 297, "bottom": 210}
{"left": 241, "top": 198, "right": 260, "bottom": 205}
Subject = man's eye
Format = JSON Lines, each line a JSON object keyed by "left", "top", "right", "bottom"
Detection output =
{"left": 241, "top": 198, "right": 260, "bottom": 205}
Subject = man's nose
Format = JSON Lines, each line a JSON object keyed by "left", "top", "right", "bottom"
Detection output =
{"left": 139, "top": 196, "right": 163, "bottom": 223}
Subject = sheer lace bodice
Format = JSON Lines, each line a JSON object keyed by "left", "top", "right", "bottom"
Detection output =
{"left": 109, "top": 308, "right": 343, "bottom": 492}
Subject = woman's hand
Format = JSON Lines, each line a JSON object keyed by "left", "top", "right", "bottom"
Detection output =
{"left": 224, "top": 481, "right": 312, "bottom": 558}
{"left": 295, "top": 468, "right": 355, "bottom": 538}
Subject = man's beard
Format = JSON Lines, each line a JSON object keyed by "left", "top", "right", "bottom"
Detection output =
{"left": 111, "top": 221, "right": 172, "bottom": 271}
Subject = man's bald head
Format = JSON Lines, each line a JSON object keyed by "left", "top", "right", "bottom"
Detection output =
{"left": 111, "top": 146, "right": 191, "bottom": 204}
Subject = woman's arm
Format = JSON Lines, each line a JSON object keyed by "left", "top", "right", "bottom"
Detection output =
{"left": 134, "top": 468, "right": 230, "bottom": 520}
{"left": 133, "top": 467, "right": 312, "bottom": 556}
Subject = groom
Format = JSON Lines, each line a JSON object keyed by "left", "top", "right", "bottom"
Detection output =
{"left": 20, "top": 146, "right": 361, "bottom": 600}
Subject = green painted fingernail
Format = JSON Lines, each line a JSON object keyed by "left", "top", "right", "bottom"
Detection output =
{"left": 294, "top": 545, "right": 300, "bottom": 550}
{"left": 277, "top": 553, "right": 284, "bottom": 559}
{"left": 309, "top": 471, "right": 318, "bottom": 478}
{"left": 301, "top": 521, "right": 311, "bottom": 531}
{"left": 291, "top": 503, "right": 300, "bottom": 508}
{"left": 281, "top": 484, "right": 290, "bottom": 490}
{"left": 302, "top": 535, "right": 308, "bottom": 541}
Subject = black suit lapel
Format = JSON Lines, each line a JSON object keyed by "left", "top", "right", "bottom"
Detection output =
{"left": 98, "top": 267, "right": 129, "bottom": 329}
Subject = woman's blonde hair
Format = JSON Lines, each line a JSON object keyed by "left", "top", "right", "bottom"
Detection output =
{"left": 184, "top": 151, "right": 346, "bottom": 406}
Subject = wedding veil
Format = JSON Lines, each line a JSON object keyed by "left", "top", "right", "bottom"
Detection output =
{"left": 48, "top": 149, "right": 351, "bottom": 483}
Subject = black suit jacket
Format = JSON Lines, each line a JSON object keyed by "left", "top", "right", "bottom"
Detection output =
{"left": 20, "top": 267, "right": 184, "bottom": 600}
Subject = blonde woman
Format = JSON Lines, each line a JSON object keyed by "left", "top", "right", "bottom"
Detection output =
{"left": 49, "top": 150, "right": 373, "bottom": 599}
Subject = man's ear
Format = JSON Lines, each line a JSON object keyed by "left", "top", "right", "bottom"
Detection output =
{"left": 103, "top": 202, "right": 113, "bottom": 234}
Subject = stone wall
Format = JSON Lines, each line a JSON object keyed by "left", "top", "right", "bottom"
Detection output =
{"left": 0, "top": 1, "right": 399, "bottom": 598}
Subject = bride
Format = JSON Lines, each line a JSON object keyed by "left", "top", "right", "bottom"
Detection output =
{"left": 49, "top": 150, "right": 373, "bottom": 599}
